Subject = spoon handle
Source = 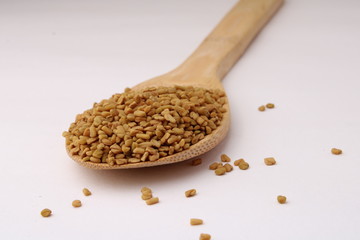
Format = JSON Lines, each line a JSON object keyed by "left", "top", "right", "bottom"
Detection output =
{"left": 176, "top": 0, "right": 284, "bottom": 84}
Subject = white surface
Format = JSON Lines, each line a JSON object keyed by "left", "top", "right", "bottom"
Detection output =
{"left": 1, "top": 0, "right": 360, "bottom": 239}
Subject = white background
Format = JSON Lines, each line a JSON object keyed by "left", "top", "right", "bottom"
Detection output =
{"left": 1, "top": 0, "right": 360, "bottom": 239}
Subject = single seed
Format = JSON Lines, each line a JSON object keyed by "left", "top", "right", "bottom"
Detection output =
{"left": 141, "top": 187, "right": 152, "bottom": 194}
{"left": 224, "top": 163, "right": 233, "bottom": 172}
{"left": 234, "top": 159, "right": 245, "bottom": 166}
{"left": 277, "top": 195, "right": 287, "bottom": 204}
{"left": 72, "top": 200, "right": 82, "bottom": 208}
{"left": 215, "top": 167, "right": 226, "bottom": 175}
{"left": 331, "top": 148, "right": 342, "bottom": 155}
{"left": 209, "top": 162, "right": 219, "bottom": 170}
{"left": 239, "top": 161, "right": 249, "bottom": 170}
{"left": 141, "top": 192, "right": 153, "bottom": 200}
{"left": 258, "top": 105, "right": 266, "bottom": 111}
{"left": 185, "top": 189, "right": 197, "bottom": 197}
{"left": 40, "top": 208, "right": 52, "bottom": 217}
{"left": 264, "top": 157, "right": 276, "bottom": 166}
{"left": 200, "top": 233, "right": 211, "bottom": 240}
{"left": 191, "top": 158, "right": 202, "bottom": 166}
{"left": 82, "top": 188, "right": 92, "bottom": 196}
{"left": 220, "top": 154, "right": 231, "bottom": 162}
{"left": 190, "top": 218, "right": 203, "bottom": 225}
{"left": 146, "top": 197, "right": 159, "bottom": 205}
{"left": 266, "top": 103, "right": 275, "bottom": 109}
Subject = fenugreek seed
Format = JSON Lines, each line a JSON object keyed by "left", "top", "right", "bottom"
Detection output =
{"left": 200, "top": 233, "right": 211, "bottom": 240}
{"left": 264, "top": 157, "right": 276, "bottom": 166}
{"left": 224, "top": 163, "right": 233, "bottom": 172}
{"left": 141, "top": 187, "right": 152, "bottom": 194}
{"left": 331, "top": 148, "right": 342, "bottom": 155}
{"left": 141, "top": 192, "right": 153, "bottom": 200}
{"left": 65, "top": 86, "right": 227, "bottom": 166}
{"left": 72, "top": 200, "right": 82, "bottom": 208}
{"left": 277, "top": 195, "right": 287, "bottom": 204}
{"left": 258, "top": 105, "right": 266, "bottom": 111}
{"left": 136, "top": 133, "right": 150, "bottom": 140}
{"left": 146, "top": 197, "right": 159, "bottom": 205}
{"left": 234, "top": 159, "right": 244, "bottom": 166}
{"left": 220, "top": 154, "right": 231, "bottom": 162}
{"left": 191, "top": 158, "right": 202, "bottom": 166}
{"left": 266, "top": 103, "right": 275, "bottom": 109}
{"left": 185, "top": 189, "right": 197, "bottom": 197}
{"left": 101, "top": 126, "right": 112, "bottom": 135}
{"left": 190, "top": 218, "right": 203, "bottom": 225}
{"left": 40, "top": 208, "right": 52, "bottom": 217}
{"left": 134, "top": 110, "right": 146, "bottom": 117}
{"left": 90, "top": 157, "right": 101, "bottom": 163}
{"left": 82, "top": 188, "right": 92, "bottom": 196}
{"left": 209, "top": 162, "right": 219, "bottom": 170}
{"left": 215, "top": 167, "right": 226, "bottom": 175}
{"left": 239, "top": 161, "right": 249, "bottom": 170}
{"left": 133, "top": 147, "right": 145, "bottom": 154}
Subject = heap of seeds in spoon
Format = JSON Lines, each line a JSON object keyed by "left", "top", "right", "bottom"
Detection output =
{"left": 63, "top": 86, "right": 227, "bottom": 166}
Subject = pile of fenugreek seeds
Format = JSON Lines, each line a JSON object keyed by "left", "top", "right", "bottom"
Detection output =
{"left": 63, "top": 86, "right": 227, "bottom": 166}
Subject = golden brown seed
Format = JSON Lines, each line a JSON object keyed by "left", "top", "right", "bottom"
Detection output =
{"left": 64, "top": 86, "right": 227, "bottom": 166}
{"left": 185, "top": 189, "right": 197, "bottom": 197}
{"left": 234, "top": 159, "right": 245, "bottom": 166}
{"left": 191, "top": 158, "right": 202, "bottom": 166}
{"left": 220, "top": 154, "right": 231, "bottom": 162}
{"left": 239, "top": 161, "right": 249, "bottom": 170}
{"left": 199, "top": 233, "right": 211, "bottom": 240}
{"left": 40, "top": 208, "right": 52, "bottom": 217}
{"left": 215, "top": 167, "right": 226, "bottom": 175}
{"left": 209, "top": 162, "right": 219, "bottom": 170}
{"left": 141, "top": 192, "right": 153, "bottom": 200}
{"left": 72, "top": 200, "right": 82, "bottom": 208}
{"left": 277, "top": 195, "right": 287, "bottom": 204}
{"left": 146, "top": 197, "right": 159, "bottom": 205}
{"left": 190, "top": 218, "right": 203, "bottom": 225}
{"left": 141, "top": 187, "right": 152, "bottom": 194}
{"left": 331, "top": 148, "right": 342, "bottom": 155}
{"left": 258, "top": 105, "right": 266, "bottom": 111}
{"left": 266, "top": 103, "right": 275, "bottom": 109}
{"left": 82, "top": 188, "right": 92, "bottom": 196}
{"left": 264, "top": 157, "right": 276, "bottom": 166}
{"left": 224, "top": 163, "right": 233, "bottom": 172}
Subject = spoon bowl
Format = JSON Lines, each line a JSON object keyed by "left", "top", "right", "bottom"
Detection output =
{"left": 66, "top": 0, "right": 283, "bottom": 169}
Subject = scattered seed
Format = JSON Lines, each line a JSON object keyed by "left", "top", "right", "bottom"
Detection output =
{"left": 191, "top": 158, "right": 202, "bottom": 166}
{"left": 40, "top": 208, "right": 52, "bottom": 217}
{"left": 220, "top": 154, "right": 231, "bottom": 162}
{"left": 234, "top": 159, "right": 244, "bottom": 166}
{"left": 82, "top": 188, "right": 92, "bottom": 196}
{"left": 146, "top": 197, "right": 159, "bottom": 205}
{"left": 185, "top": 189, "right": 197, "bottom": 197}
{"left": 264, "top": 157, "right": 276, "bottom": 166}
{"left": 224, "top": 163, "right": 233, "bottom": 172}
{"left": 266, "top": 103, "right": 275, "bottom": 109}
{"left": 142, "top": 192, "right": 153, "bottom": 200}
{"left": 72, "top": 200, "right": 82, "bottom": 208}
{"left": 215, "top": 167, "right": 226, "bottom": 175}
{"left": 209, "top": 162, "right": 219, "bottom": 170}
{"left": 190, "top": 218, "right": 203, "bottom": 225}
{"left": 277, "top": 195, "right": 287, "bottom": 204}
{"left": 200, "top": 233, "right": 211, "bottom": 240}
{"left": 258, "top": 105, "right": 266, "bottom": 111}
{"left": 141, "top": 187, "right": 152, "bottom": 194}
{"left": 239, "top": 161, "right": 249, "bottom": 170}
{"left": 331, "top": 148, "right": 342, "bottom": 155}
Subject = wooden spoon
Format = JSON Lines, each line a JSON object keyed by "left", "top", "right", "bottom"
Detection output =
{"left": 67, "top": 0, "right": 284, "bottom": 169}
